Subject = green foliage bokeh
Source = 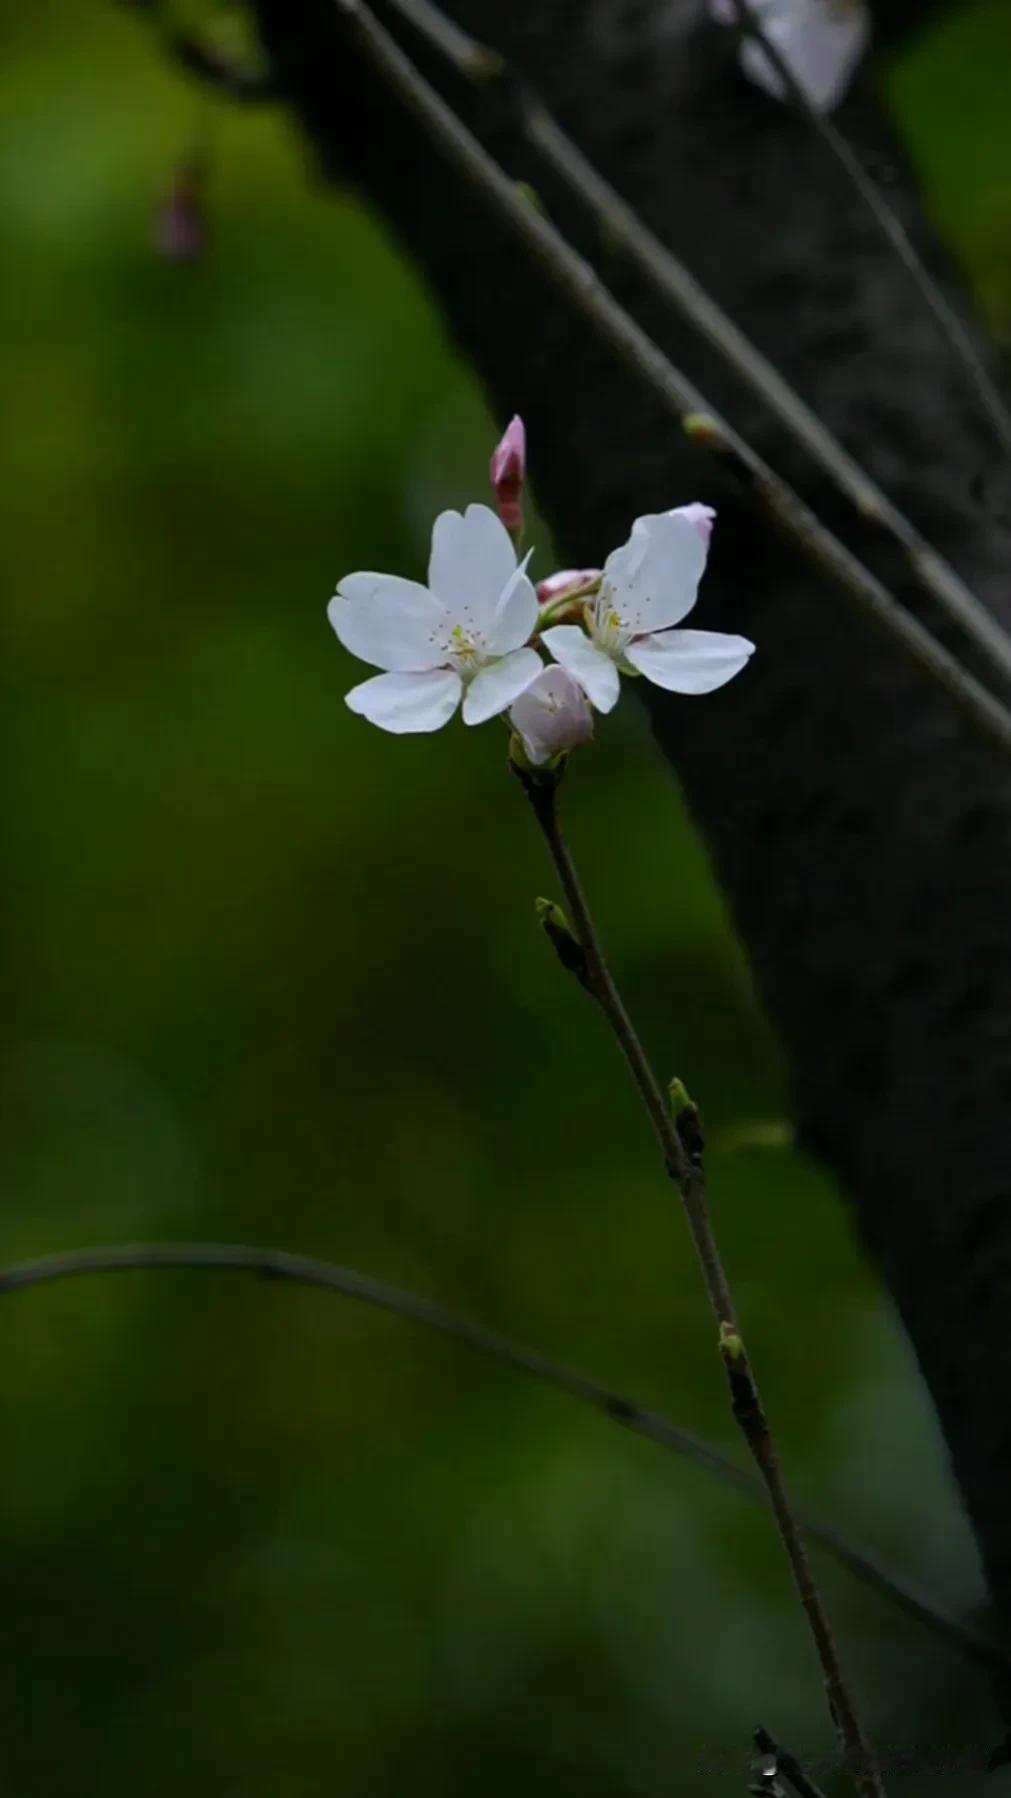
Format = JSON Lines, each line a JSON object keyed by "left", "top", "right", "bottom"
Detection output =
{"left": 1, "top": 3, "right": 1009, "bottom": 1793}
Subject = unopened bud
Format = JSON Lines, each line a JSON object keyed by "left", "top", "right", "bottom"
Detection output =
{"left": 534, "top": 896, "right": 588, "bottom": 983}
{"left": 535, "top": 568, "right": 602, "bottom": 607}
{"left": 510, "top": 666, "right": 593, "bottom": 768}
{"left": 490, "top": 414, "right": 526, "bottom": 536}
{"left": 669, "top": 1076, "right": 704, "bottom": 1163}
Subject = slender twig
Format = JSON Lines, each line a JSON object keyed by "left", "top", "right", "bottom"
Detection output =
{"left": 724, "top": 0, "right": 1011, "bottom": 463}
{"left": 332, "top": 0, "right": 1011, "bottom": 766}
{"left": 389, "top": 0, "right": 1011, "bottom": 692}
{"left": 0, "top": 1237, "right": 1001, "bottom": 1680}
{"left": 754, "top": 1726, "right": 829, "bottom": 1798}
{"left": 517, "top": 763, "right": 884, "bottom": 1798}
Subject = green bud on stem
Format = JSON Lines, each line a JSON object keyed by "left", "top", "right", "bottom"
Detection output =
{"left": 534, "top": 896, "right": 588, "bottom": 983}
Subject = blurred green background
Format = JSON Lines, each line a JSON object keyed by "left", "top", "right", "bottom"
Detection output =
{"left": 1, "top": 3, "right": 1009, "bottom": 1793}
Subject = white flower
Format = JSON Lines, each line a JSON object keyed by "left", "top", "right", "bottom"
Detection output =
{"left": 329, "top": 504, "right": 543, "bottom": 734}
{"left": 709, "top": 0, "right": 871, "bottom": 115}
{"left": 509, "top": 665, "right": 594, "bottom": 766}
{"left": 541, "top": 507, "right": 754, "bottom": 713}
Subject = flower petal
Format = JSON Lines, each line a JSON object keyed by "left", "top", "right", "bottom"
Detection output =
{"left": 632, "top": 504, "right": 715, "bottom": 546}
{"left": 329, "top": 575, "right": 446, "bottom": 673}
{"left": 625, "top": 627, "right": 754, "bottom": 694}
{"left": 427, "top": 503, "right": 518, "bottom": 628}
{"left": 488, "top": 551, "right": 538, "bottom": 654}
{"left": 510, "top": 665, "right": 594, "bottom": 765}
{"left": 461, "top": 647, "right": 543, "bottom": 726}
{"left": 735, "top": 0, "right": 871, "bottom": 113}
{"left": 541, "top": 625, "right": 621, "bottom": 714}
{"left": 599, "top": 520, "right": 648, "bottom": 613}
{"left": 601, "top": 510, "right": 708, "bottom": 636}
{"left": 345, "top": 668, "right": 462, "bottom": 733}
{"left": 670, "top": 502, "right": 715, "bottom": 545}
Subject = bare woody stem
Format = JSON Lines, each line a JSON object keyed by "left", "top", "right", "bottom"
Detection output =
{"left": 389, "top": 0, "right": 1011, "bottom": 689}
{"left": 517, "top": 760, "right": 885, "bottom": 1798}
{"left": 0, "top": 1238, "right": 999, "bottom": 1683}
{"left": 332, "top": 0, "right": 1011, "bottom": 767}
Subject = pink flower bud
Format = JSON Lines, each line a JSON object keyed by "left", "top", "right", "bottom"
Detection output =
{"left": 536, "top": 568, "right": 602, "bottom": 606}
{"left": 489, "top": 415, "right": 526, "bottom": 536}
{"left": 509, "top": 665, "right": 594, "bottom": 766}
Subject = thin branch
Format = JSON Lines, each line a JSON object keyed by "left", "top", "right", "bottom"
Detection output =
{"left": 390, "top": 0, "right": 1011, "bottom": 693}
{"left": 517, "top": 764, "right": 884, "bottom": 1798}
{"left": 724, "top": 0, "right": 1011, "bottom": 464}
{"left": 0, "top": 1237, "right": 1002, "bottom": 1682}
{"left": 332, "top": 0, "right": 1011, "bottom": 765}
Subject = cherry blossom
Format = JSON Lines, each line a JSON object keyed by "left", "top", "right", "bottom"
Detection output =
{"left": 330, "top": 504, "right": 542, "bottom": 733}
{"left": 541, "top": 506, "right": 753, "bottom": 713}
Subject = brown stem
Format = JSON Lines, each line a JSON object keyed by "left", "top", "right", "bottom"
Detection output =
{"left": 519, "top": 763, "right": 886, "bottom": 1798}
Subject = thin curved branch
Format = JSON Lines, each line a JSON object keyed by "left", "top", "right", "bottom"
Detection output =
{"left": 389, "top": 0, "right": 1011, "bottom": 692}
{"left": 331, "top": 0, "right": 1011, "bottom": 765}
{"left": 0, "top": 1238, "right": 1003, "bottom": 1682}
{"left": 724, "top": 0, "right": 1011, "bottom": 463}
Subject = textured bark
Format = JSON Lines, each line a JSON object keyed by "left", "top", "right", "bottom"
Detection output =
{"left": 251, "top": 0, "right": 1011, "bottom": 1653}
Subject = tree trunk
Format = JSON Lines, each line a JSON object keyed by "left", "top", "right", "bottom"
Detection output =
{"left": 250, "top": 0, "right": 1011, "bottom": 1667}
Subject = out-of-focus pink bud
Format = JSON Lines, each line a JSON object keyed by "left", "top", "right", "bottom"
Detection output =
{"left": 510, "top": 665, "right": 594, "bottom": 766}
{"left": 536, "top": 568, "right": 602, "bottom": 606}
{"left": 489, "top": 415, "right": 526, "bottom": 535}
{"left": 153, "top": 163, "right": 207, "bottom": 263}
{"left": 673, "top": 502, "right": 716, "bottom": 544}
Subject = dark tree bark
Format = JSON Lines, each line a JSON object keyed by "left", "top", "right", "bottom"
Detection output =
{"left": 250, "top": 0, "right": 1011, "bottom": 1666}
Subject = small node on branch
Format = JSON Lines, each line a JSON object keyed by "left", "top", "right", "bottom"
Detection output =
{"left": 669, "top": 1076, "right": 705, "bottom": 1165}
{"left": 683, "top": 411, "right": 723, "bottom": 448}
{"left": 720, "top": 1322, "right": 764, "bottom": 1434}
{"left": 467, "top": 44, "right": 506, "bottom": 83}
{"left": 534, "top": 896, "right": 588, "bottom": 984}
{"left": 514, "top": 180, "right": 545, "bottom": 214}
